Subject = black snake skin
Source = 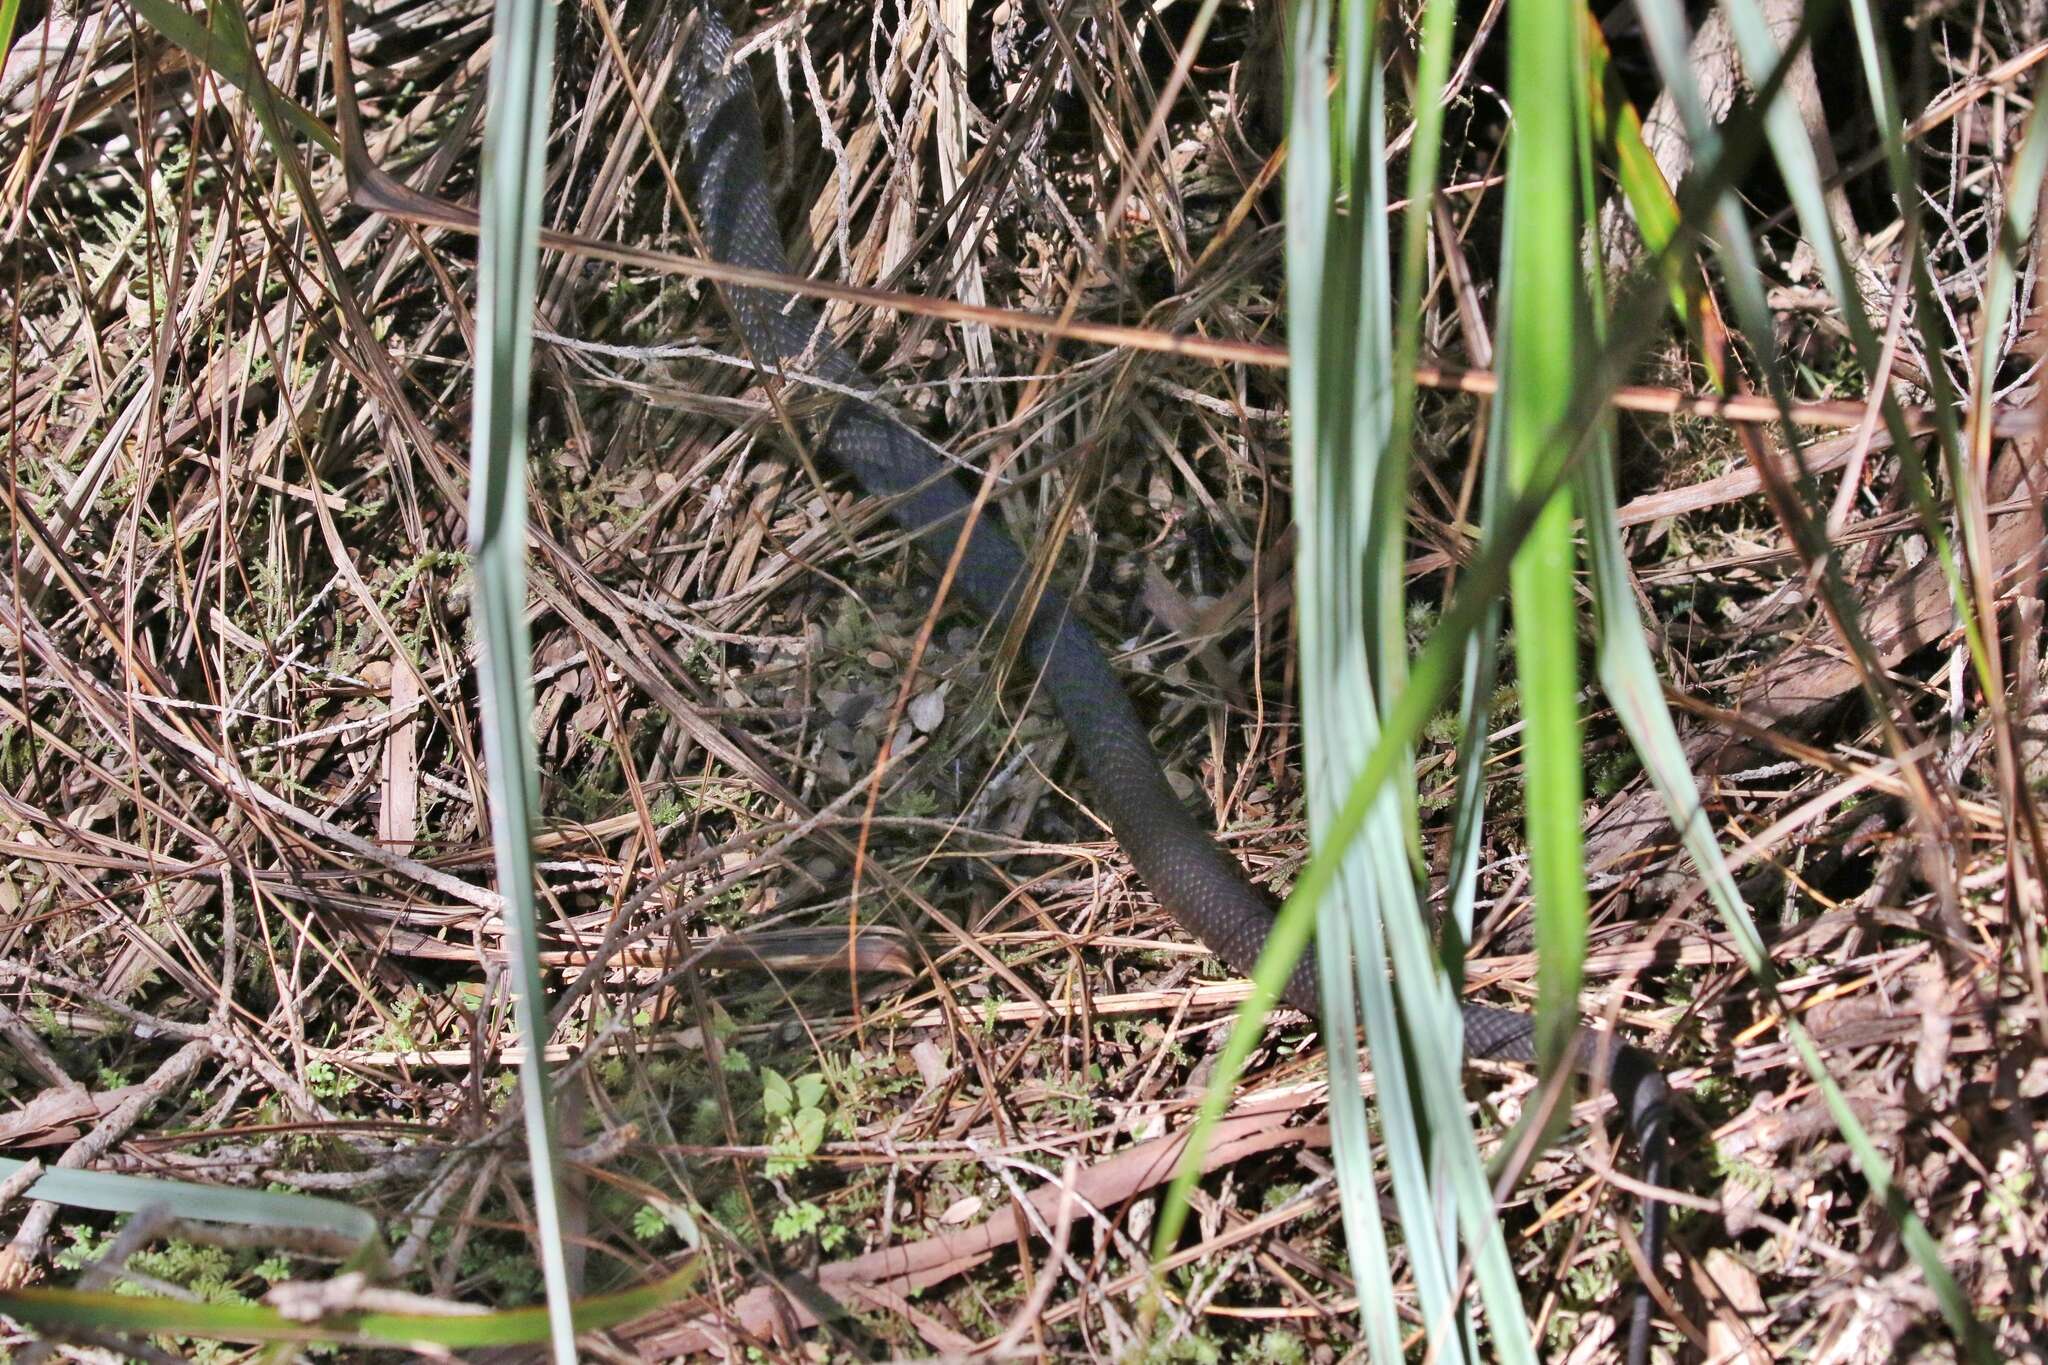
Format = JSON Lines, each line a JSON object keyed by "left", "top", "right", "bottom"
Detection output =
{"left": 675, "top": 8, "right": 1668, "bottom": 1360}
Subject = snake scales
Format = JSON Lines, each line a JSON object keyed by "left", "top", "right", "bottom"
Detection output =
{"left": 673, "top": 7, "right": 1670, "bottom": 1360}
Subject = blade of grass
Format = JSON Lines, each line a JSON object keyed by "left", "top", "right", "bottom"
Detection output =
{"left": 132, "top": 0, "right": 339, "bottom": 155}
{"left": 1840, "top": 2, "right": 2048, "bottom": 1036}
{"left": 1582, "top": 10, "right": 1727, "bottom": 387}
{"left": 1958, "top": 62, "right": 2048, "bottom": 1030}
{"left": 1694, "top": 0, "right": 1959, "bottom": 829}
{"left": 1500, "top": 0, "right": 1589, "bottom": 1099}
{"left": 0, "top": 1159, "right": 378, "bottom": 1263}
{"left": 1149, "top": 2, "right": 1549, "bottom": 1357}
{"left": 1330, "top": 2, "right": 1563, "bottom": 1357}
{"left": 1732, "top": 0, "right": 2004, "bottom": 834}
{"left": 0, "top": 1264, "right": 705, "bottom": 1348}
{"left": 0, "top": 1161, "right": 692, "bottom": 1348}
{"left": 468, "top": 0, "right": 573, "bottom": 1359}
{"left": 1396, "top": 1, "right": 1496, "bottom": 967}
{"left": 0, "top": 0, "right": 23, "bottom": 82}
{"left": 117, "top": 4, "right": 579, "bottom": 1353}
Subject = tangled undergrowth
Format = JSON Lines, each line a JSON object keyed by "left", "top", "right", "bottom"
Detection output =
{"left": 0, "top": 0, "right": 2044, "bottom": 1360}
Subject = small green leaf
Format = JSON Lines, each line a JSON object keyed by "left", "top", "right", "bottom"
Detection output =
{"left": 770, "top": 1201, "right": 825, "bottom": 1244}
{"left": 761, "top": 1068, "right": 793, "bottom": 1118}
{"left": 791, "top": 1108, "right": 827, "bottom": 1157}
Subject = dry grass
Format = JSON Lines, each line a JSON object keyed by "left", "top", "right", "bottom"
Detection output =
{"left": 0, "top": 0, "right": 2043, "bottom": 1360}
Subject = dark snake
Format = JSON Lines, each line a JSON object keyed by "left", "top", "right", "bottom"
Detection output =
{"left": 675, "top": 8, "right": 1670, "bottom": 1360}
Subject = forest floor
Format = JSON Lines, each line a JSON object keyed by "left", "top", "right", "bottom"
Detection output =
{"left": 0, "top": 0, "right": 2044, "bottom": 1360}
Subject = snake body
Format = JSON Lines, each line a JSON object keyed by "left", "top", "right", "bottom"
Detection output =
{"left": 676, "top": 9, "right": 1668, "bottom": 1360}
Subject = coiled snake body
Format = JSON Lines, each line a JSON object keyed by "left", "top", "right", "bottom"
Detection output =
{"left": 676, "top": 8, "right": 1669, "bottom": 1360}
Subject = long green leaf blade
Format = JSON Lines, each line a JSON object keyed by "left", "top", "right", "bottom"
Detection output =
{"left": 1501, "top": 0, "right": 1589, "bottom": 1095}
{"left": 469, "top": 0, "right": 572, "bottom": 1358}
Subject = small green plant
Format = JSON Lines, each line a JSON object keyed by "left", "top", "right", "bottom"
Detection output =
{"left": 1254, "top": 1329, "right": 1307, "bottom": 1365}
{"left": 379, "top": 996, "right": 423, "bottom": 1053}
{"left": 54, "top": 1224, "right": 112, "bottom": 1272}
{"left": 823, "top": 597, "right": 874, "bottom": 654}
{"left": 128, "top": 1240, "right": 238, "bottom": 1303}
{"left": 886, "top": 788, "right": 939, "bottom": 819}
{"left": 1137, "top": 1327, "right": 1223, "bottom": 1364}
{"left": 1590, "top": 748, "right": 1641, "bottom": 799}
{"left": 1260, "top": 1181, "right": 1303, "bottom": 1212}
{"left": 249, "top": 1254, "right": 294, "bottom": 1285}
{"left": 761, "top": 1068, "right": 830, "bottom": 1178}
{"left": 1563, "top": 1244, "right": 1622, "bottom": 1309}
{"left": 632, "top": 1203, "right": 671, "bottom": 1244}
{"left": 303, "top": 1060, "right": 359, "bottom": 1101}
{"left": 768, "top": 1199, "right": 826, "bottom": 1246}
{"left": 30, "top": 994, "right": 66, "bottom": 1040}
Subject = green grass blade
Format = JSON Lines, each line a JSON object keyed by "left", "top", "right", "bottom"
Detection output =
{"left": 468, "top": 0, "right": 573, "bottom": 1359}
{"left": 1582, "top": 12, "right": 1723, "bottom": 382}
{"left": 1570, "top": 0, "right": 1749, "bottom": 1083}
{"left": 1835, "top": 5, "right": 1985, "bottom": 679}
{"left": 1402, "top": 0, "right": 1498, "bottom": 959}
{"left": 1152, "top": 339, "right": 1598, "bottom": 1365}
{"left": 1153, "top": 3, "right": 1540, "bottom": 1358}
{"left": 0, "top": 0, "right": 24, "bottom": 89}
{"left": 131, "top": 0, "right": 339, "bottom": 154}
{"left": 1714, "top": 0, "right": 1982, "bottom": 713}
{"left": 1500, "top": 0, "right": 1589, "bottom": 1095}
{"left": 1393, "top": 3, "right": 1487, "bottom": 1349}
{"left": 1327, "top": 3, "right": 1551, "bottom": 1357}
{"left": 0, "top": 1160, "right": 690, "bottom": 1349}
{"left": 0, "top": 1264, "right": 704, "bottom": 1348}
{"left": 1962, "top": 61, "right": 2048, "bottom": 603}
{"left": 1723, "top": 0, "right": 1964, "bottom": 490}
{"left": 0, "top": 1159, "right": 377, "bottom": 1259}
{"left": 83, "top": 3, "right": 575, "bottom": 1353}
